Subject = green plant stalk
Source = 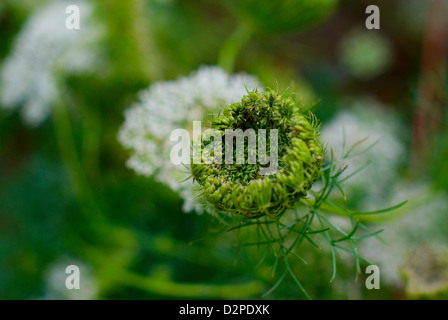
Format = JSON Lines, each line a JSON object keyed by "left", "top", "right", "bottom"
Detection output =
{"left": 117, "top": 270, "right": 263, "bottom": 299}
{"left": 79, "top": 239, "right": 263, "bottom": 299}
{"left": 52, "top": 89, "right": 103, "bottom": 223}
{"left": 81, "top": 102, "right": 101, "bottom": 183}
{"left": 218, "top": 22, "right": 254, "bottom": 72}
{"left": 99, "top": 0, "right": 161, "bottom": 82}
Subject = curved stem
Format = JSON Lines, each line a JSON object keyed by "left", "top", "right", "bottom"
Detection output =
{"left": 218, "top": 22, "right": 254, "bottom": 73}
{"left": 117, "top": 270, "right": 263, "bottom": 299}
{"left": 74, "top": 226, "right": 263, "bottom": 299}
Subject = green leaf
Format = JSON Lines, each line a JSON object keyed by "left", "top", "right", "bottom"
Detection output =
{"left": 351, "top": 201, "right": 408, "bottom": 216}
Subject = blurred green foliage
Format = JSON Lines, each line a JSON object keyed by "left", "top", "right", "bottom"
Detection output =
{"left": 0, "top": 0, "right": 447, "bottom": 300}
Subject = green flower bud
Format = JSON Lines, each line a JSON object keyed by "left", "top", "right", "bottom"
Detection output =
{"left": 191, "top": 89, "right": 324, "bottom": 219}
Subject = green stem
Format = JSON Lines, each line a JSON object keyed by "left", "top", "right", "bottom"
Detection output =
{"left": 81, "top": 103, "right": 101, "bottom": 182}
{"left": 100, "top": 0, "right": 161, "bottom": 82}
{"left": 116, "top": 269, "right": 263, "bottom": 299}
{"left": 78, "top": 238, "right": 263, "bottom": 299}
{"left": 52, "top": 86, "right": 103, "bottom": 223}
{"left": 218, "top": 22, "right": 254, "bottom": 72}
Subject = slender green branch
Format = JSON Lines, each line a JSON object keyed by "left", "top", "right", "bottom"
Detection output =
{"left": 218, "top": 22, "right": 254, "bottom": 72}
{"left": 52, "top": 84, "right": 103, "bottom": 222}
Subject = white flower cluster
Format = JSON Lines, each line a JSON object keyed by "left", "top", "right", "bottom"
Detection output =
{"left": 321, "top": 97, "right": 405, "bottom": 206}
{"left": 118, "top": 66, "right": 261, "bottom": 213}
{"left": 0, "top": 0, "right": 104, "bottom": 126}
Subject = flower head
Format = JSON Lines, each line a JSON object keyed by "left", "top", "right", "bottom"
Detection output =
{"left": 191, "top": 89, "right": 324, "bottom": 218}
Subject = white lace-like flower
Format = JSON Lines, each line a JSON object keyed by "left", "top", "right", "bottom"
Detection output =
{"left": 0, "top": 0, "right": 104, "bottom": 126}
{"left": 321, "top": 97, "right": 405, "bottom": 206}
{"left": 118, "top": 66, "right": 261, "bottom": 213}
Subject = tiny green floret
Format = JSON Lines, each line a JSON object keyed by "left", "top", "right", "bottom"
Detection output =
{"left": 191, "top": 89, "right": 324, "bottom": 219}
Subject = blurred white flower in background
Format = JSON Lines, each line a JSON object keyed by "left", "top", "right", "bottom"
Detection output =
{"left": 43, "top": 258, "right": 98, "bottom": 300}
{"left": 321, "top": 97, "right": 405, "bottom": 207}
{"left": 0, "top": 0, "right": 104, "bottom": 126}
{"left": 339, "top": 28, "right": 394, "bottom": 80}
{"left": 322, "top": 97, "right": 448, "bottom": 294}
{"left": 118, "top": 66, "right": 261, "bottom": 213}
{"left": 360, "top": 182, "right": 448, "bottom": 288}
{"left": 402, "top": 243, "right": 448, "bottom": 298}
